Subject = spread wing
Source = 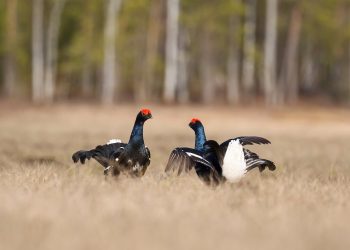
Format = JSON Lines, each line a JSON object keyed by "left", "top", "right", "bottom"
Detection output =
{"left": 221, "top": 136, "right": 271, "bottom": 148}
{"left": 165, "top": 147, "right": 215, "bottom": 176}
{"left": 243, "top": 148, "right": 276, "bottom": 172}
{"left": 219, "top": 136, "right": 271, "bottom": 155}
{"left": 93, "top": 142, "right": 127, "bottom": 167}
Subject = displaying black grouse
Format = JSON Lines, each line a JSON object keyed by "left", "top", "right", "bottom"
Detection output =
{"left": 165, "top": 118, "right": 276, "bottom": 185}
{"left": 72, "top": 109, "right": 152, "bottom": 177}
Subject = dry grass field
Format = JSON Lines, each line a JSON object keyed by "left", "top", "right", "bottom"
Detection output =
{"left": 0, "top": 103, "right": 350, "bottom": 250}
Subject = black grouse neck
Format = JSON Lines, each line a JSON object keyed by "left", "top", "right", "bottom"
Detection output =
{"left": 128, "top": 116, "right": 145, "bottom": 145}
{"left": 194, "top": 125, "right": 207, "bottom": 152}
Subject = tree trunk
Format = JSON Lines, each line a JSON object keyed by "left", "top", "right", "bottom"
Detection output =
{"left": 82, "top": 59, "right": 93, "bottom": 97}
{"left": 102, "top": 0, "right": 122, "bottom": 104}
{"left": 177, "top": 28, "right": 189, "bottom": 103}
{"left": 200, "top": 32, "right": 215, "bottom": 104}
{"left": 164, "top": 0, "right": 180, "bottom": 103}
{"left": 301, "top": 43, "right": 316, "bottom": 93}
{"left": 32, "top": 0, "right": 45, "bottom": 102}
{"left": 263, "top": 0, "right": 278, "bottom": 105}
{"left": 227, "top": 16, "right": 240, "bottom": 105}
{"left": 3, "top": 0, "right": 18, "bottom": 97}
{"left": 348, "top": 45, "right": 350, "bottom": 100}
{"left": 44, "top": 0, "right": 67, "bottom": 102}
{"left": 279, "top": 6, "right": 302, "bottom": 103}
{"left": 140, "top": 0, "right": 163, "bottom": 102}
{"left": 242, "top": 0, "right": 256, "bottom": 97}
{"left": 81, "top": 1, "right": 95, "bottom": 98}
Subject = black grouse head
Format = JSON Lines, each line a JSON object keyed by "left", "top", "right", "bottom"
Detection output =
{"left": 189, "top": 118, "right": 203, "bottom": 131}
{"left": 137, "top": 108, "right": 153, "bottom": 122}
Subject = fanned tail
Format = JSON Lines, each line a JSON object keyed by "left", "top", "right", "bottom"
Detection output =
{"left": 72, "top": 150, "right": 94, "bottom": 164}
{"left": 72, "top": 143, "right": 126, "bottom": 171}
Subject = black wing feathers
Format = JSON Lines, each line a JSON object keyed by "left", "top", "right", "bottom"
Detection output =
{"left": 94, "top": 143, "right": 126, "bottom": 160}
{"left": 221, "top": 136, "right": 271, "bottom": 148}
{"left": 165, "top": 147, "right": 214, "bottom": 176}
{"left": 244, "top": 148, "right": 276, "bottom": 172}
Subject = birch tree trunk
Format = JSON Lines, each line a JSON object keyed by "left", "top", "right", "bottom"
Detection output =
{"left": 263, "top": 0, "right": 278, "bottom": 105}
{"left": 227, "top": 16, "right": 240, "bottom": 104}
{"left": 279, "top": 6, "right": 302, "bottom": 103}
{"left": 177, "top": 28, "right": 189, "bottom": 103}
{"left": 348, "top": 44, "right": 350, "bottom": 100}
{"left": 301, "top": 43, "right": 316, "bottom": 93}
{"left": 102, "top": 0, "right": 122, "bottom": 104}
{"left": 81, "top": 1, "right": 95, "bottom": 97}
{"left": 164, "top": 0, "right": 180, "bottom": 103}
{"left": 141, "top": 0, "right": 163, "bottom": 102}
{"left": 32, "top": 0, "right": 45, "bottom": 102}
{"left": 200, "top": 32, "right": 215, "bottom": 103}
{"left": 3, "top": 0, "right": 18, "bottom": 97}
{"left": 44, "top": 0, "right": 67, "bottom": 102}
{"left": 82, "top": 57, "right": 93, "bottom": 97}
{"left": 242, "top": 0, "right": 256, "bottom": 97}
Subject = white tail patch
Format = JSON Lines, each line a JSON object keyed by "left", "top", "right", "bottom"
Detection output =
{"left": 222, "top": 140, "right": 247, "bottom": 182}
{"left": 107, "top": 139, "right": 122, "bottom": 145}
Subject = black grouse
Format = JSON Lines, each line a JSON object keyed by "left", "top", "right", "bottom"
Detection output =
{"left": 165, "top": 118, "right": 276, "bottom": 185}
{"left": 72, "top": 109, "right": 152, "bottom": 177}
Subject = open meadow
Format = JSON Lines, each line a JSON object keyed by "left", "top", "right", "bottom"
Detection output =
{"left": 0, "top": 104, "right": 349, "bottom": 250}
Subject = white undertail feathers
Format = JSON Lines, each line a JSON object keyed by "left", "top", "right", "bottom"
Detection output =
{"left": 222, "top": 139, "right": 247, "bottom": 182}
{"left": 107, "top": 139, "right": 122, "bottom": 145}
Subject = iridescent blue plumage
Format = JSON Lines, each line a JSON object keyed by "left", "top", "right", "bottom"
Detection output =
{"left": 189, "top": 118, "right": 206, "bottom": 152}
{"left": 165, "top": 118, "right": 275, "bottom": 186}
{"left": 128, "top": 113, "right": 147, "bottom": 145}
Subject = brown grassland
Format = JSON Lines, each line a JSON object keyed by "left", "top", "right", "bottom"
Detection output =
{"left": 0, "top": 104, "right": 349, "bottom": 250}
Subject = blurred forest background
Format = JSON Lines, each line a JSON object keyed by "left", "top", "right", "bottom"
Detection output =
{"left": 0, "top": 0, "right": 350, "bottom": 105}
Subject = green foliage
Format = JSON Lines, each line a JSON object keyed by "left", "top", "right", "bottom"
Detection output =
{"left": 302, "top": 0, "right": 347, "bottom": 62}
{"left": 0, "top": 0, "right": 350, "bottom": 102}
{"left": 60, "top": 0, "right": 104, "bottom": 74}
{"left": 118, "top": 0, "right": 152, "bottom": 95}
{"left": 16, "top": 1, "right": 32, "bottom": 89}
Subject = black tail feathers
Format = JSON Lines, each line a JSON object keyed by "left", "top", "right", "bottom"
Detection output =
{"left": 72, "top": 150, "right": 93, "bottom": 164}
